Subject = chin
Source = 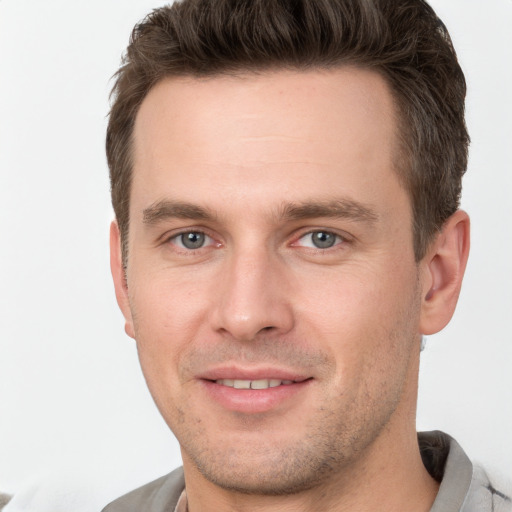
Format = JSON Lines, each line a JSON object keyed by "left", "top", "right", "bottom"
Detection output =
{"left": 194, "top": 457, "right": 334, "bottom": 496}
{"left": 182, "top": 429, "right": 358, "bottom": 497}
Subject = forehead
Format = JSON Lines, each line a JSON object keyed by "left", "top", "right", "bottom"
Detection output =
{"left": 131, "top": 68, "right": 403, "bottom": 218}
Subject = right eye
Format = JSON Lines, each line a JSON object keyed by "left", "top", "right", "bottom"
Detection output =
{"left": 297, "top": 230, "right": 342, "bottom": 249}
{"left": 169, "top": 231, "right": 214, "bottom": 250}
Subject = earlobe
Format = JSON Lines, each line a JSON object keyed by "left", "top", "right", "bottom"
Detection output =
{"left": 419, "top": 210, "right": 470, "bottom": 335}
{"left": 109, "top": 221, "right": 135, "bottom": 339}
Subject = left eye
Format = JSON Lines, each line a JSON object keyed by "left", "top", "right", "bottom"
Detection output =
{"left": 170, "top": 231, "right": 213, "bottom": 250}
{"left": 297, "top": 231, "right": 342, "bottom": 249}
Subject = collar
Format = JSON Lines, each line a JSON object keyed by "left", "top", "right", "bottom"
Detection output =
{"left": 420, "top": 431, "right": 473, "bottom": 511}
{"left": 174, "top": 489, "right": 188, "bottom": 512}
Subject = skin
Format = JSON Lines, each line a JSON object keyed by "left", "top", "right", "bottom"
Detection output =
{"left": 111, "top": 68, "right": 470, "bottom": 511}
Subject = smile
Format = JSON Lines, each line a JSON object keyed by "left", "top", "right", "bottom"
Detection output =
{"left": 215, "top": 379, "right": 295, "bottom": 389}
{"left": 203, "top": 377, "right": 312, "bottom": 413}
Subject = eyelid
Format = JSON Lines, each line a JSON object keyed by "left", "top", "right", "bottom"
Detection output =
{"left": 290, "top": 228, "right": 350, "bottom": 249}
{"left": 163, "top": 227, "right": 221, "bottom": 250}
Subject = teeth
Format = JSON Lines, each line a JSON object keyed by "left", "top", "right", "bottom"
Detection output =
{"left": 234, "top": 379, "right": 251, "bottom": 389}
{"left": 250, "top": 379, "right": 270, "bottom": 390}
{"left": 215, "top": 379, "right": 295, "bottom": 389}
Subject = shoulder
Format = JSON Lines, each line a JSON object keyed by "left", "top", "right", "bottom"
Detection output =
{"left": 419, "top": 431, "right": 512, "bottom": 512}
{"left": 102, "top": 467, "right": 185, "bottom": 512}
{"left": 463, "top": 465, "right": 512, "bottom": 512}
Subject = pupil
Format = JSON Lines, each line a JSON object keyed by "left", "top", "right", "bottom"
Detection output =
{"left": 313, "top": 231, "right": 335, "bottom": 248}
{"left": 182, "top": 232, "right": 205, "bottom": 249}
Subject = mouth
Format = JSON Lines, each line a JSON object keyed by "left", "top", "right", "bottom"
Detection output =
{"left": 213, "top": 378, "right": 298, "bottom": 389}
{"left": 199, "top": 372, "right": 313, "bottom": 414}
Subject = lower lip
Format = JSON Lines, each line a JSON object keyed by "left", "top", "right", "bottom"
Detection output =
{"left": 201, "top": 379, "right": 312, "bottom": 414}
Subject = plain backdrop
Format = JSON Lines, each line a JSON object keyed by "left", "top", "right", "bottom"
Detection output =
{"left": 1, "top": 0, "right": 511, "bottom": 506}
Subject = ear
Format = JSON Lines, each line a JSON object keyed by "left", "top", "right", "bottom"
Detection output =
{"left": 110, "top": 220, "right": 135, "bottom": 339}
{"left": 419, "top": 210, "right": 470, "bottom": 335}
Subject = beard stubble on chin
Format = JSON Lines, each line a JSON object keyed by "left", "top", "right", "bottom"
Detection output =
{"left": 173, "top": 322, "right": 418, "bottom": 496}
{"left": 177, "top": 383, "right": 406, "bottom": 497}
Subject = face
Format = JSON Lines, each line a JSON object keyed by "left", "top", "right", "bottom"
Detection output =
{"left": 115, "top": 68, "right": 425, "bottom": 494}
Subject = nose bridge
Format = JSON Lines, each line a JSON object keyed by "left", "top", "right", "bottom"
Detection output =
{"left": 212, "top": 244, "right": 293, "bottom": 340}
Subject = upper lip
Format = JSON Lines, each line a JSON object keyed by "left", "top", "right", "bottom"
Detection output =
{"left": 197, "top": 366, "right": 311, "bottom": 382}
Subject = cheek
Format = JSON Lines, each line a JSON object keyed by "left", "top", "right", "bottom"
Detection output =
{"left": 130, "top": 262, "right": 211, "bottom": 327}
{"left": 128, "top": 272, "right": 211, "bottom": 380}
{"left": 294, "top": 260, "right": 419, "bottom": 371}
{"left": 296, "top": 261, "right": 410, "bottom": 327}
{"left": 127, "top": 277, "right": 206, "bottom": 425}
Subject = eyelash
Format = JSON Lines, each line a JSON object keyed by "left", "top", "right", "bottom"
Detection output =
{"left": 166, "top": 229, "right": 219, "bottom": 252}
{"left": 164, "top": 228, "right": 348, "bottom": 253}
{"left": 292, "top": 230, "right": 346, "bottom": 251}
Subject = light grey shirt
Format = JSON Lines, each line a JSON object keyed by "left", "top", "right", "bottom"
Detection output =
{"left": 422, "top": 432, "right": 511, "bottom": 511}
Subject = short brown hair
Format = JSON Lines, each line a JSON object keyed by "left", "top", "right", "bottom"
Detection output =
{"left": 107, "top": 0, "right": 469, "bottom": 263}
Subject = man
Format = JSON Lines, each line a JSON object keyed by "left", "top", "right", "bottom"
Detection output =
{"left": 103, "top": 1, "right": 510, "bottom": 511}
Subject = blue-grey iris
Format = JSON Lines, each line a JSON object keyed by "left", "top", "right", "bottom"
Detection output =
{"left": 312, "top": 231, "right": 336, "bottom": 249}
{"left": 181, "top": 232, "right": 205, "bottom": 249}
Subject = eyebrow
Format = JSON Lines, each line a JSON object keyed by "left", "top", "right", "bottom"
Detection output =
{"left": 143, "top": 200, "right": 216, "bottom": 225}
{"left": 142, "top": 198, "right": 378, "bottom": 226}
{"left": 278, "top": 199, "right": 378, "bottom": 224}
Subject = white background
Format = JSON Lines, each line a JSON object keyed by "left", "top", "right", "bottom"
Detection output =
{"left": 0, "top": 0, "right": 511, "bottom": 507}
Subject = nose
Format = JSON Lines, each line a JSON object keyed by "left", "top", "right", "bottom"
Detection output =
{"left": 210, "top": 248, "right": 294, "bottom": 341}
